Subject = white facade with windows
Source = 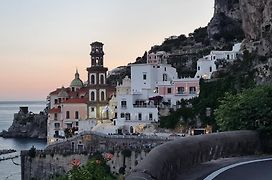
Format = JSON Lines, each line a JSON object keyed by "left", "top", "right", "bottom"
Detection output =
{"left": 195, "top": 43, "right": 241, "bottom": 79}
{"left": 112, "top": 51, "right": 199, "bottom": 133}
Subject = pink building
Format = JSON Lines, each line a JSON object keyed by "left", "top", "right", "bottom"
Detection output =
{"left": 157, "top": 78, "right": 199, "bottom": 106}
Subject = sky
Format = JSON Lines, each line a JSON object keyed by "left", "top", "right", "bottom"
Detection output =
{"left": 0, "top": 0, "right": 214, "bottom": 101}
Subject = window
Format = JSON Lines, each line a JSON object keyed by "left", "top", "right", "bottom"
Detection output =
{"left": 100, "top": 74, "right": 104, "bottom": 84}
{"left": 54, "top": 113, "right": 58, "bottom": 120}
{"left": 164, "top": 67, "right": 167, "bottom": 71}
{"left": 167, "top": 88, "right": 172, "bottom": 94}
{"left": 210, "top": 66, "right": 212, "bottom": 72}
{"left": 149, "top": 113, "right": 153, "bottom": 121}
{"left": 75, "top": 111, "right": 79, "bottom": 119}
{"left": 54, "top": 99, "right": 58, "bottom": 104}
{"left": 198, "top": 66, "right": 200, "bottom": 70}
{"left": 189, "top": 87, "right": 196, "bottom": 94}
{"left": 157, "top": 66, "right": 160, "bottom": 68}
{"left": 163, "top": 74, "right": 167, "bottom": 81}
{"left": 91, "top": 75, "right": 95, "bottom": 84}
{"left": 121, "top": 101, "right": 127, "bottom": 108}
{"left": 54, "top": 123, "right": 60, "bottom": 128}
{"left": 75, "top": 122, "right": 79, "bottom": 126}
{"left": 91, "top": 92, "right": 95, "bottom": 101}
{"left": 101, "top": 91, "right": 105, "bottom": 101}
{"left": 72, "top": 87, "right": 75, "bottom": 92}
{"left": 91, "top": 107, "right": 95, "bottom": 112}
{"left": 114, "top": 113, "right": 117, "bottom": 119}
{"left": 125, "top": 113, "right": 131, "bottom": 120}
{"left": 120, "top": 113, "right": 125, "bottom": 118}
{"left": 177, "top": 87, "right": 185, "bottom": 94}
{"left": 138, "top": 113, "right": 142, "bottom": 121}
{"left": 143, "top": 73, "right": 147, "bottom": 80}
{"left": 66, "top": 111, "right": 70, "bottom": 119}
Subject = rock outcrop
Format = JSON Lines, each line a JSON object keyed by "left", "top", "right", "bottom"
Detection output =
{"left": 0, "top": 110, "right": 47, "bottom": 139}
{"left": 240, "top": 0, "right": 272, "bottom": 57}
{"left": 208, "top": 0, "right": 244, "bottom": 48}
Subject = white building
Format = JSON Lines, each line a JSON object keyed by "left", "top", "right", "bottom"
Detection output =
{"left": 112, "top": 51, "right": 199, "bottom": 134}
{"left": 195, "top": 43, "right": 242, "bottom": 79}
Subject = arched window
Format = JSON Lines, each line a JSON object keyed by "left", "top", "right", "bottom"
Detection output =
{"left": 100, "top": 74, "right": 104, "bottom": 84}
{"left": 91, "top": 75, "right": 95, "bottom": 84}
{"left": 101, "top": 91, "right": 105, "bottom": 101}
{"left": 91, "top": 92, "right": 95, "bottom": 101}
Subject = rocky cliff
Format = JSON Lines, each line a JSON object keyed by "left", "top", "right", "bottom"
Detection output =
{"left": 238, "top": 0, "right": 272, "bottom": 84}
{"left": 240, "top": 0, "right": 272, "bottom": 57}
{"left": 0, "top": 110, "right": 47, "bottom": 139}
{"left": 208, "top": 0, "right": 244, "bottom": 48}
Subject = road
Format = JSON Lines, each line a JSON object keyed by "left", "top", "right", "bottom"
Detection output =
{"left": 205, "top": 158, "right": 272, "bottom": 180}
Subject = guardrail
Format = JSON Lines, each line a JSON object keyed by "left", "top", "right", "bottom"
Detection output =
{"left": 126, "top": 131, "right": 261, "bottom": 180}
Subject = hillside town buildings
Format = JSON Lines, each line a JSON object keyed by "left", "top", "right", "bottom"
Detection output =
{"left": 47, "top": 42, "right": 114, "bottom": 143}
{"left": 195, "top": 43, "right": 242, "bottom": 79}
{"left": 108, "top": 51, "right": 199, "bottom": 134}
{"left": 47, "top": 41, "right": 241, "bottom": 144}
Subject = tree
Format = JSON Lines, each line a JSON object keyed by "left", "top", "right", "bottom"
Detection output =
{"left": 215, "top": 85, "right": 272, "bottom": 131}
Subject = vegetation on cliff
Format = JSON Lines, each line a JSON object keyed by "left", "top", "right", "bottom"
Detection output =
{"left": 159, "top": 51, "right": 257, "bottom": 130}
{"left": 215, "top": 85, "right": 272, "bottom": 153}
{"left": 215, "top": 85, "right": 272, "bottom": 131}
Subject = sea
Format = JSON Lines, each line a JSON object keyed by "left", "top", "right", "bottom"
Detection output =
{"left": 0, "top": 101, "right": 47, "bottom": 180}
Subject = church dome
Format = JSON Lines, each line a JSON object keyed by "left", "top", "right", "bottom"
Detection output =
{"left": 70, "top": 69, "right": 84, "bottom": 88}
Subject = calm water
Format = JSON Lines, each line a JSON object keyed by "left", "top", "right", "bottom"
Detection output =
{"left": 0, "top": 101, "right": 47, "bottom": 180}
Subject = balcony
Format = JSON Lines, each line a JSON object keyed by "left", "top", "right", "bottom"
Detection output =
{"left": 176, "top": 91, "right": 186, "bottom": 96}
{"left": 133, "top": 104, "right": 156, "bottom": 108}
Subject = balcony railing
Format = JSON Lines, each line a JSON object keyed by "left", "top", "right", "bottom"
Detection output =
{"left": 176, "top": 91, "right": 186, "bottom": 95}
{"left": 133, "top": 104, "right": 156, "bottom": 108}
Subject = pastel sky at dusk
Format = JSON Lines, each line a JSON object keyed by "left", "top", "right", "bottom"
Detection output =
{"left": 0, "top": 0, "right": 214, "bottom": 101}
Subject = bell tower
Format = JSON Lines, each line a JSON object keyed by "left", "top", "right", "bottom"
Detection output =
{"left": 86, "top": 41, "right": 111, "bottom": 121}
{"left": 90, "top": 42, "right": 104, "bottom": 67}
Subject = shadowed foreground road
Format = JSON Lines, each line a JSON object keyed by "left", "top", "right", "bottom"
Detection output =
{"left": 211, "top": 159, "right": 272, "bottom": 180}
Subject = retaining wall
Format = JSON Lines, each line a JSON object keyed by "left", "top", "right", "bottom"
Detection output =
{"left": 126, "top": 131, "right": 261, "bottom": 180}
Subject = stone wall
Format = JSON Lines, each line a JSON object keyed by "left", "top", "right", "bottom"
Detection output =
{"left": 21, "top": 152, "right": 89, "bottom": 180}
{"left": 21, "top": 150, "right": 148, "bottom": 180}
{"left": 126, "top": 131, "right": 261, "bottom": 180}
{"left": 21, "top": 132, "right": 168, "bottom": 180}
{"left": 45, "top": 131, "right": 168, "bottom": 153}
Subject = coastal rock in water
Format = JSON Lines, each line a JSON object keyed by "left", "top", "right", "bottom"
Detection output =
{"left": 0, "top": 110, "right": 47, "bottom": 139}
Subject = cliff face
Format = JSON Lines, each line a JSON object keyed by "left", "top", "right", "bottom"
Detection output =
{"left": 208, "top": 0, "right": 244, "bottom": 48}
{"left": 0, "top": 111, "right": 47, "bottom": 139}
{"left": 240, "top": 0, "right": 272, "bottom": 57}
